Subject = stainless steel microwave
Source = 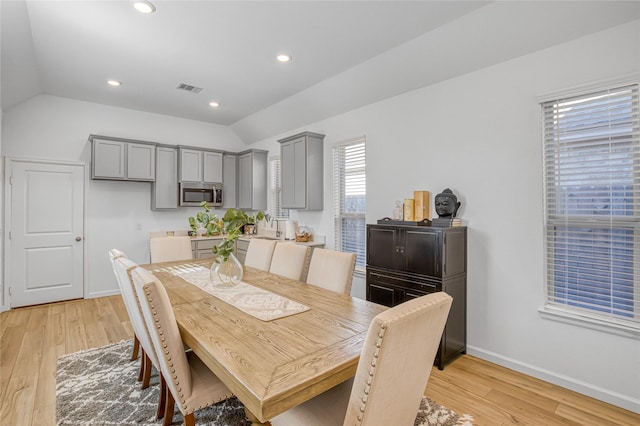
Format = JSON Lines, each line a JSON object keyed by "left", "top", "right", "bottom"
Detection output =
{"left": 179, "top": 182, "right": 223, "bottom": 207}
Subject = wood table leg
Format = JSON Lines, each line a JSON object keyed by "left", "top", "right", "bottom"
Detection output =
{"left": 244, "top": 407, "right": 272, "bottom": 426}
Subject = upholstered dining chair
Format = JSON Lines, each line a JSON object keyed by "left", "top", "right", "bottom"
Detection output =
{"left": 271, "top": 292, "right": 453, "bottom": 426}
{"left": 108, "top": 248, "right": 128, "bottom": 263}
{"left": 149, "top": 236, "right": 193, "bottom": 263}
{"left": 305, "top": 248, "right": 356, "bottom": 295}
{"left": 130, "top": 267, "right": 234, "bottom": 426}
{"left": 108, "top": 249, "right": 138, "bottom": 360}
{"left": 243, "top": 238, "right": 277, "bottom": 271}
{"left": 269, "top": 242, "right": 311, "bottom": 281}
{"left": 111, "top": 255, "right": 160, "bottom": 393}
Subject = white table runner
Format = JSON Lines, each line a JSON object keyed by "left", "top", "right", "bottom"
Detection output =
{"left": 155, "top": 264, "right": 310, "bottom": 321}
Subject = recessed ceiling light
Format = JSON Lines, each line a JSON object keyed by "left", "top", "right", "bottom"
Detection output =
{"left": 107, "top": 80, "right": 122, "bottom": 86}
{"left": 209, "top": 102, "right": 220, "bottom": 108}
{"left": 276, "top": 54, "right": 291, "bottom": 63}
{"left": 133, "top": 1, "right": 156, "bottom": 14}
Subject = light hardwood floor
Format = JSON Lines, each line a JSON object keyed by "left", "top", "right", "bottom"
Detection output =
{"left": 1, "top": 296, "right": 638, "bottom": 426}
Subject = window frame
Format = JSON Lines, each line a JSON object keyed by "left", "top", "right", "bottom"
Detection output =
{"left": 539, "top": 77, "right": 640, "bottom": 335}
{"left": 333, "top": 137, "right": 366, "bottom": 273}
{"left": 268, "top": 156, "right": 289, "bottom": 219}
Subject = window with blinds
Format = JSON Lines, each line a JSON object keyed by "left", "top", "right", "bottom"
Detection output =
{"left": 268, "top": 157, "right": 289, "bottom": 219}
{"left": 333, "top": 138, "right": 366, "bottom": 271}
{"left": 542, "top": 82, "right": 639, "bottom": 331}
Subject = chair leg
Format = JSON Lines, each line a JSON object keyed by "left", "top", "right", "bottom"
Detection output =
{"left": 156, "top": 374, "right": 167, "bottom": 420}
{"left": 137, "top": 347, "right": 146, "bottom": 382}
{"left": 163, "top": 386, "right": 175, "bottom": 426}
{"left": 131, "top": 335, "right": 140, "bottom": 361}
{"left": 184, "top": 413, "right": 195, "bottom": 426}
{"left": 141, "top": 352, "right": 152, "bottom": 389}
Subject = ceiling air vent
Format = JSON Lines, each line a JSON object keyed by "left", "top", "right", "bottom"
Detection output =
{"left": 176, "top": 83, "right": 203, "bottom": 94}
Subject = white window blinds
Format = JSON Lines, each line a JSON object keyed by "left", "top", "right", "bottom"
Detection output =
{"left": 542, "top": 83, "right": 640, "bottom": 330}
{"left": 269, "top": 157, "right": 289, "bottom": 219}
{"left": 333, "top": 138, "right": 366, "bottom": 270}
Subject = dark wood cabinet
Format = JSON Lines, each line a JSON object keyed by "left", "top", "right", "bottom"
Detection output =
{"left": 366, "top": 224, "right": 467, "bottom": 369}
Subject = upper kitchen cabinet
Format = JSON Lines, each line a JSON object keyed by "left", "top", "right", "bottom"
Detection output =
{"left": 151, "top": 145, "right": 178, "bottom": 210}
{"left": 179, "top": 147, "right": 223, "bottom": 183}
{"left": 237, "top": 149, "right": 267, "bottom": 211}
{"left": 278, "top": 132, "right": 324, "bottom": 210}
{"left": 223, "top": 153, "right": 238, "bottom": 208}
{"left": 90, "top": 135, "right": 156, "bottom": 181}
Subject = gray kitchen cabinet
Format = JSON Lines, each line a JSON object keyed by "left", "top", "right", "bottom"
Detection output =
{"left": 191, "top": 238, "right": 223, "bottom": 259}
{"left": 179, "top": 147, "right": 223, "bottom": 183}
{"left": 238, "top": 149, "right": 267, "bottom": 211}
{"left": 127, "top": 143, "right": 156, "bottom": 180}
{"left": 151, "top": 145, "right": 178, "bottom": 210}
{"left": 179, "top": 148, "right": 202, "bottom": 182}
{"left": 278, "top": 132, "right": 324, "bottom": 210}
{"left": 203, "top": 151, "right": 223, "bottom": 183}
{"left": 90, "top": 135, "right": 156, "bottom": 181}
{"left": 223, "top": 153, "right": 238, "bottom": 208}
{"left": 235, "top": 239, "right": 249, "bottom": 264}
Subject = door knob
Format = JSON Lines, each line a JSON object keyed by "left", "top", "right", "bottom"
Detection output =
{"left": 75, "top": 236, "right": 82, "bottom": 241}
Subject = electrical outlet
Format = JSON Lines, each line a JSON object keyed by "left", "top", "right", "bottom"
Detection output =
{"left": 136, "top": 223, "right": 143, "bottom": 231}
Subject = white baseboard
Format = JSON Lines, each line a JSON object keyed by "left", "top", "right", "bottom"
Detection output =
{"left": 86, "top": 289, "right": 120, "bottom": 299}
{"left": 466, "top": 345, "right": 640, "bottom": 414}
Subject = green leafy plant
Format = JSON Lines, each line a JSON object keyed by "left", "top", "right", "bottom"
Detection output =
{"left": 188, "top": 201, "right": 222, "bottom": 236}
{"left": 212, "top": 208, "right": 265, "bottom": 261}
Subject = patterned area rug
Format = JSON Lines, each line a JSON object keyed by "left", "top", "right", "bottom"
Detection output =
{"left": 56, "top": 340, "right": 474, "bottom": 425}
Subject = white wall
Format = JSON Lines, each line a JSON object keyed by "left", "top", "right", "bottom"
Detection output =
{"left": 247, "top": 20, "right": 640, "bottom": 412}
{"left": 1, "top": 95, "right": 246, "bottom": 298}
{"left": 1, "top": 19, "right": 638, "bottom": 413}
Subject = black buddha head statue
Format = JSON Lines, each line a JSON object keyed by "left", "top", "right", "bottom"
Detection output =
{"left": 434, "top": 188, "right": 461, "bottom": 218}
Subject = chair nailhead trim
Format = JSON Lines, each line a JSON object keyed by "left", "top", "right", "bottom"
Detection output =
{"left": 356, "top": 321, "right": 387, "bottom": 425}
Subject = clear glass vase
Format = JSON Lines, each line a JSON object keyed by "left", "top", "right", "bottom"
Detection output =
{"left": 210, "top": 253, "right": 243, "bottom": 287}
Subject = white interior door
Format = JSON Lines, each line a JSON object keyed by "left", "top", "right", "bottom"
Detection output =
{"left": 7, "top": 160, "right": 84, "bottom": 307}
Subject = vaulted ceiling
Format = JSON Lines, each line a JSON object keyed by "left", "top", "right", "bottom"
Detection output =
{"left": 2, "top": 1, "right": 638, "bottom": 143}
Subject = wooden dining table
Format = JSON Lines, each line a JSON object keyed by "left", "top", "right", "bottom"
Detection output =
{"left": 142, "top": 258, "right": 386, "bottom": 425}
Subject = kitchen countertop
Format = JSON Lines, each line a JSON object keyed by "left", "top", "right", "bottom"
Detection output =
{"left": 238, "top": 235, "right": 325, "bottom": 247}
{"left": 150, "top": 231, "right": 325, "bottom": 247}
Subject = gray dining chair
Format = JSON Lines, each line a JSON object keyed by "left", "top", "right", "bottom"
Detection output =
{"left": 271, "top": 292, "right": 453, "bottom": 426}
{"left": 269, "top": 242, "right": 310, "bottom": 281}
{"left": 130, "top": 266, "right": 234, "bottom": 426}
{"left": 149, "top": 236, "right": 193, "bottom": 263}
{"left": 305, "top": 248, "right": 356, "bottom": 295}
